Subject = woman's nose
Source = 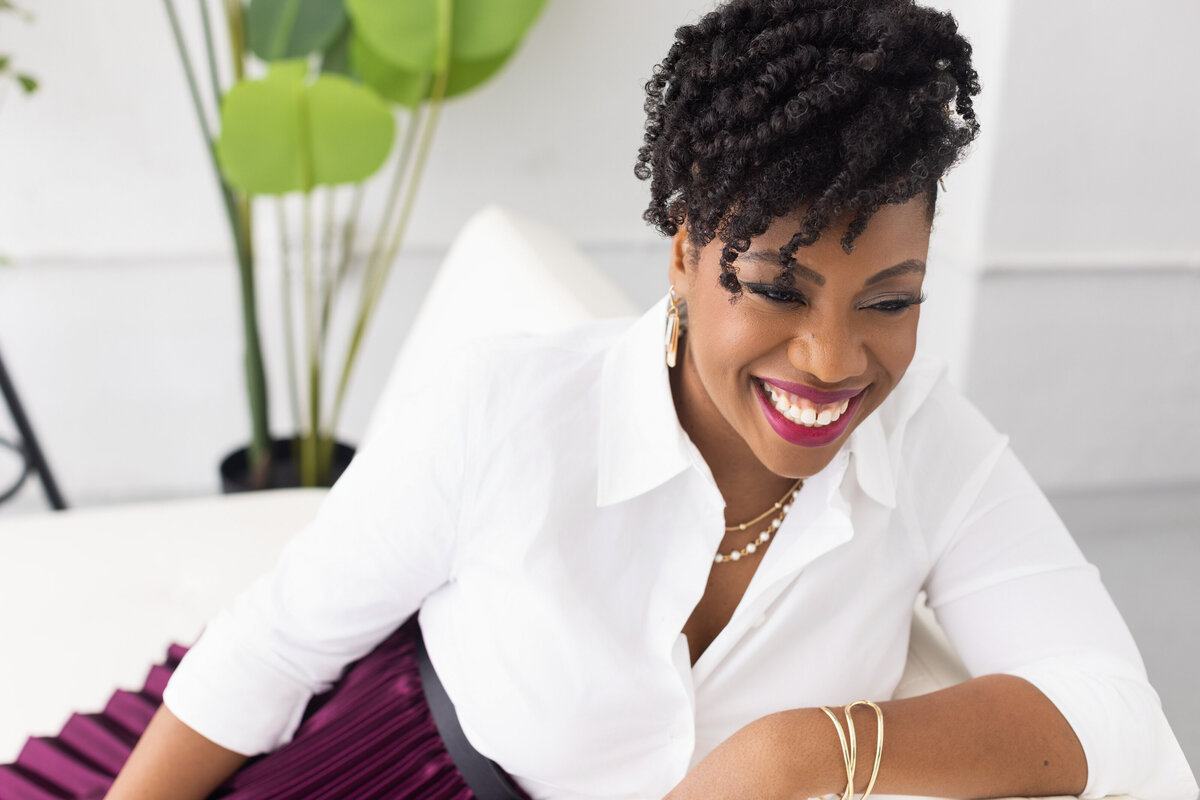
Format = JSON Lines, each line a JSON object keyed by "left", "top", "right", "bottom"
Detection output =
{"left": 785, "top": 314, "right": 868, "bottom": 385}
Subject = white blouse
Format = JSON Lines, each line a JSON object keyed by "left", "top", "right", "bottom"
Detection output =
{"left": 163, "top": 297, "right": 1197, "bottom": 800}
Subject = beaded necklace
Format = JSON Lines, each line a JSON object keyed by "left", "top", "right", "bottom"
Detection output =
{"left": 713, "top": 477, "right": 804, "bottom": 564}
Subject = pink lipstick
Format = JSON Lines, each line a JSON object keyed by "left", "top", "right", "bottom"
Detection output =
{"left": 753, "top": 379, "right": 865, "bottom": 448}
{"left": 756, "top": 378, "right": 864, "bottom": 405}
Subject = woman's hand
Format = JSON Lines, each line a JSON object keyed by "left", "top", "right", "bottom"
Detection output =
{"left": 663, "top": 712, "right": 830, "bottom": 800}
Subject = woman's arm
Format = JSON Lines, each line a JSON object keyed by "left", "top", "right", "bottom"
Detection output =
{"left": 667, "top": 673, "right": 1086, "bottom": 799}
{"left": 103, "top": 706, "right": 248, "bottom": 800}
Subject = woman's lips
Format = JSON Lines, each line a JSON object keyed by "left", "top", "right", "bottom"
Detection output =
{"left": 753, "top": 378, "right": 865, "bottom": 448}
{"left": 756, "top": 377, "right": 864, "bottom": 405}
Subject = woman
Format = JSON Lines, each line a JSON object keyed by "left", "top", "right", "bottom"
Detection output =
{"left": 52, "top": 0, "right": 1197, "bottom": 798}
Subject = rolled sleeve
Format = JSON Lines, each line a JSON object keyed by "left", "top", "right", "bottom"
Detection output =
{"left": 925, "top": 447, "right": 1197, "bottom": 800}
{"left": 162, "top": 377, "right": 471, "bottom": 756}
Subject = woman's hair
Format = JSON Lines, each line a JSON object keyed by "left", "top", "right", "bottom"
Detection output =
{"left": 635, "top": 0, "right": 981, "bottom": 294}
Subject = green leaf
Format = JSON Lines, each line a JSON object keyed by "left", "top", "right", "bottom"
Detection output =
{"left": 320, "top": 19, "right": 352, "bottom": 76}
{"left": 450, "top": 0, "right": 546, "bottom": 62}
{"left": 350, "top": 29, "right": 516, "bottom": 109}
{"left": 217, "top": 67, "right": 394, "bottom": 195}
{"left": 349, "top": 32, "right": 426, "bottom": 107}
{"left": 345, "top": 0, "right": 545, "bottom": 72}
{"left": 444, "top": 49, "right": 514, "bottom": 98}
{"left": 306, "top": 74, "right": 395, "bottom": 186}
{"left": 217, "top": 72, "right": 307, "bottom": 194}
{"left": 248, "top": 0, "right": 346, "bottom": 61}
{"left": 0, "top": 254, "right": 12, "bottom": 267}
{"left": 0, "top": 56, "right": 9, "bottom": 72}
{"left": 16, "top": 73, "right": 36, "bottom": 93}
{"left": 266, "top": 58, "right": 308, "bottom": 83}
{"left": 344, "top": 0, "right": 439, "bottom": 72}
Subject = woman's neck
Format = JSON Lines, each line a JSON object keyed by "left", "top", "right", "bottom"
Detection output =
{"left": 669, "top": 338, "right": 801, "bottom": 525}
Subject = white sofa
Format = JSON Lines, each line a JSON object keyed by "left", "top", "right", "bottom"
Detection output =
{"left": 0, "top": 207, "right": 975, "bottom": 771}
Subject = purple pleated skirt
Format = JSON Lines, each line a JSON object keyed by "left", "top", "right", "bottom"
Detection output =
{"left": 0, "top": 617, "right": 526, "bottom": 800}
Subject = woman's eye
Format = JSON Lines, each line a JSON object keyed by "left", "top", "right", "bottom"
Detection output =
{"left": 744, "top": 283, "right": 807, "bottom": 305}
{"left": 868, "top": 293, "right": 927, "bottom": 314}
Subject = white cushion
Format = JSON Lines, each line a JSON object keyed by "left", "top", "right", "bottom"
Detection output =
{"left": 0, "top": 489, "right": 327, "bottom": 762}
{"left": 363, "top": 204, "right": 640, "bottom": 444}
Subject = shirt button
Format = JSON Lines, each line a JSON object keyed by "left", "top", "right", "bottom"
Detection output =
{"left": 669, "top": 722, "right": 691, "bottom": 741}
{"left": 752, "top": 614, "right": 767, "bottom": 628}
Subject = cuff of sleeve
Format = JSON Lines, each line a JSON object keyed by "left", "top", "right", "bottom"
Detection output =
{"left": 1008, "top": 657, "right": 1198, "bottom": 800}
{"left": 161, "top": 610, "right": 315, "bottom": 757}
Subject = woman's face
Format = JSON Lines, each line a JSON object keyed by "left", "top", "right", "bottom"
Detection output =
{"left": 669, "top": 196, "right": 932, "bottom": 482}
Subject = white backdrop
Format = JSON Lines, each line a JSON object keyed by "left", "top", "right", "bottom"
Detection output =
{"left": 0, "top": 0, "right": 1197, "bottom": 507}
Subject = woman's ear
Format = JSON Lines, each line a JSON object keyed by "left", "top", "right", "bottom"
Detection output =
{"left": 668, "top": 227, "right": 691, "bottom": 296}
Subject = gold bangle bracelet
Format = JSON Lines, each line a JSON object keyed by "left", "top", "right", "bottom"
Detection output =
{"left": 819, "top": 706, "right": 854, "bottom": 800}
{"left": 844, "top": 700, "right": 885, "bottom": 800}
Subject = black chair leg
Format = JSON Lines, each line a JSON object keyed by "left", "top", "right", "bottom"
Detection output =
{"left": 0, "top": 345, "right": 67, "bottom": 510}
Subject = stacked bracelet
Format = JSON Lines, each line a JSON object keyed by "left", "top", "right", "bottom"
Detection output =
{"left": 819, "top": 700, "right": 884, "bottom": 800}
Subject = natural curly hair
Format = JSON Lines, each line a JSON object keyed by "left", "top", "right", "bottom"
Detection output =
{"left": 635, "top": 0, "right": 981, "bottom": 294}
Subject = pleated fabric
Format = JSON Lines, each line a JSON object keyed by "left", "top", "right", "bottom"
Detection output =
{"left": 0, "top": 617, "right": 514, "bottom": 799}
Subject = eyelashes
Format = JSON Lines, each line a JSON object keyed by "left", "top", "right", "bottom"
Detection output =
{"left": 870, "top": 292, "right": 927, "bottom": 314}
{"left": 741, "top": 282, "right": 926, "bottom": 314}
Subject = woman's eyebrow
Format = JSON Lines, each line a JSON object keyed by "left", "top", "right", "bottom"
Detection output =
{"left": 742, "top": 250, "right": 826, "bottom": 286}
{"left": 741, "top": 252, "right": 925, "bottom": 287}
{"left": 864, "top": 258, "right": 926, "bottom": 287}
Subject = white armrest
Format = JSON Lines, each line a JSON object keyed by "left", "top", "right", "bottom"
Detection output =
{"left": 0, "top": 489, "right": 326, "bottom": 762}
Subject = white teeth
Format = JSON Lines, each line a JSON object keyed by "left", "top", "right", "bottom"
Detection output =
{"left": 762, "top": 381, "right": 855, "bottom": 429}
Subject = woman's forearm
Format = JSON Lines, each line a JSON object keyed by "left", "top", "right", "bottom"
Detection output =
{"left": 103, "top": 705, "right": 249, "bottom": 800}
{"left": 774, "top": 674, "right": 1088, "bottom": 798}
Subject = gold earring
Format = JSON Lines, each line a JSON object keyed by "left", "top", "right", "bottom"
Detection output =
{"left": 665, "top": 285, "right": 682, "bottom": 368}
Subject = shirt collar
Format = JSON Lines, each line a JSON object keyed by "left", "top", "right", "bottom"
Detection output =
{"left": 843, "top": 408, "right": 896, "bottom": 508}
{"left": 596, "top": 293, "right": 937, "bottom": 510}
{"left": 843, "top": 352, "right": 947, "bottom": 510}
{"left": 597, "top": 295, "right": 693, "bottom": 507}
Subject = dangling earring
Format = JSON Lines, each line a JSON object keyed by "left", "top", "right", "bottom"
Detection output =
{"left": 665, "top": 285, "right": 682, "bottom": 368}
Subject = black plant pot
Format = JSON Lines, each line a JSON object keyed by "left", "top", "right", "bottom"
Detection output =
{"left": 219, "top": 437, "right": 356, "bottom": 494}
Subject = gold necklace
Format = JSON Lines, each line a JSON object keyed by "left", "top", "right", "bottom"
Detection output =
{"left": 714, "top": 477, "right": 804, "bottom": 564}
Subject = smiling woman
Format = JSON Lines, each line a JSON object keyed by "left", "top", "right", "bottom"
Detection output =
{"left": 669, "top": 199, "right": 932, "bottom": 489}
{"left": 26, "top": 1, "right": 1196, "bottom": 799}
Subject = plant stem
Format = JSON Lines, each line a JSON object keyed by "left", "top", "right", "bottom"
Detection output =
{"left": 198, "top": 0, "right": 222, "bottom": 116}
{"left": 325, "top": 101, "right": 424, "bottom": 436}
{"left": 359, "top": 108, "right": 420, "bottom": 316}
{"left": 224, "top": 0, "right": 246, "bottom": 81}
{"left": 326, "top": 1, "right": 452, "bottom": 436}
{"left": 332, "top": 185, "right": 365, "bottom": 300}
{"left": 320, "top": 183, "right": 363, "bottom": 363}
{"left": 301, "top": 191, "right": 321, "bottom": 486}
{"left": 317, "top": 185, "right": 336, "bottom": 352}
{"left": 275, "top": 197, "right": 302, "bottom": 442}
{"left": 165, "top": 0, "right": 271, "bottom": 485}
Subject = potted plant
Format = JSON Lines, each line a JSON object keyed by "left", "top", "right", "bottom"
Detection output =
{"left": 163, "top": 0, "right": 547, "bottom": 490}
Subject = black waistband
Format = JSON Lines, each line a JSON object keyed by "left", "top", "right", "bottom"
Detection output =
{"left": 413, "top": 619, "right": 528, "bottom": 800}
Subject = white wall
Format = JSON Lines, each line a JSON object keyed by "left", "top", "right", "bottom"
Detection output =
{"left": 1, "top": 0, "right": 1197, "bottom": 512}
{"left": 0, "top": 0, "right": 702, "bottom": 512}
{"left": 966, "top": 0, "right": 1200, "bottom": 491}
{"left": 0, "top": 0, "right": 690, "bottom": 259}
